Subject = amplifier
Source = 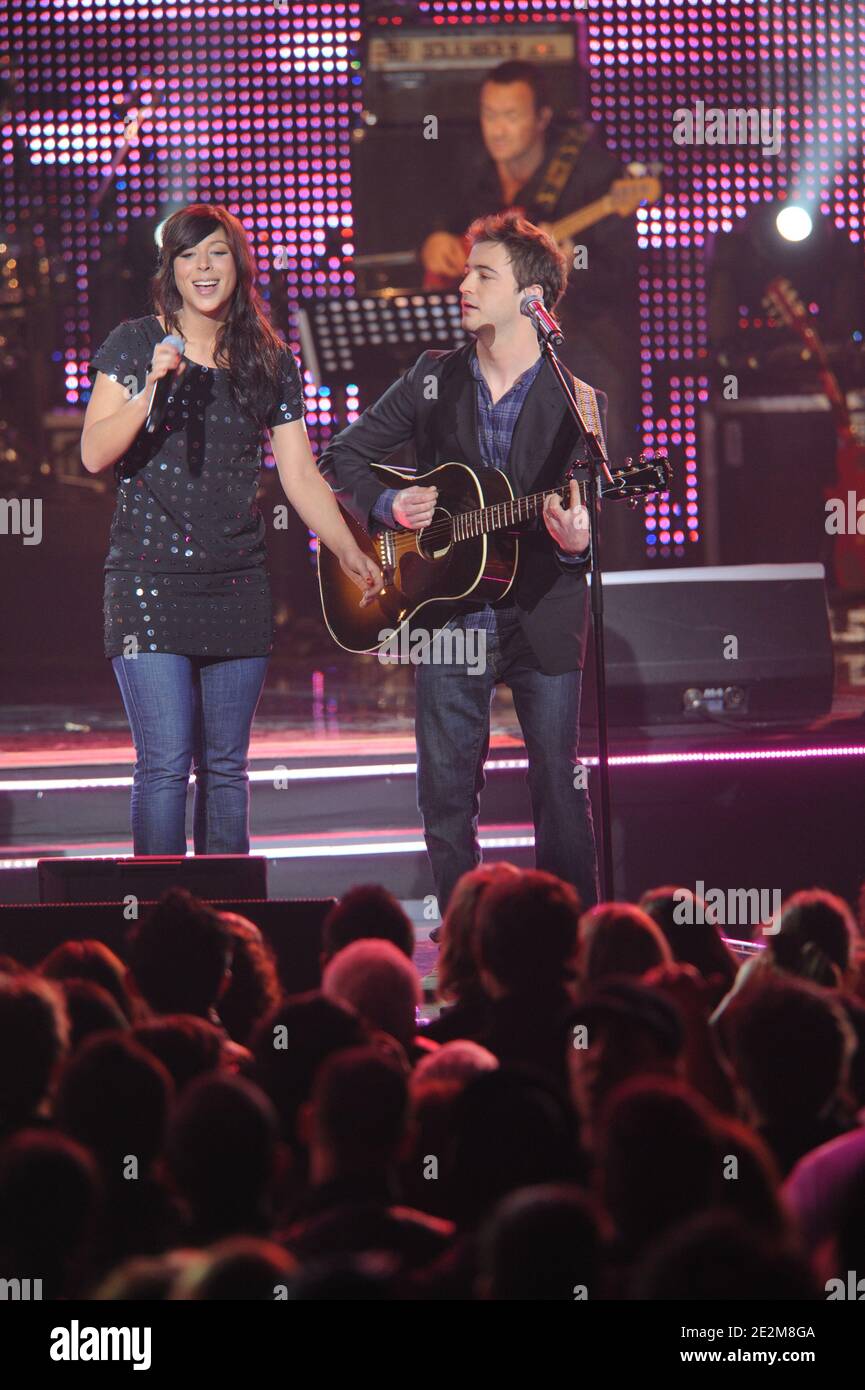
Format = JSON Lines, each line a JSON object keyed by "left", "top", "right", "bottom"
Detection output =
{"left": 361, "top": 21, "right": 586, "bottom": 125}
{"left": 699, "top": 392, "right": 865, "bottom": 567}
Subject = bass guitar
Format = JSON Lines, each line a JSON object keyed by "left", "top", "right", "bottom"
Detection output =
{"left": 764, "top": 275, "right": 865, "bottom": 591}
{"left": 423, "top": 173, "right": 661, "bottom": 290}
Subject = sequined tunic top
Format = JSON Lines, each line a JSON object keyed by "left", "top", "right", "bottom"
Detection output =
{"left": 89, "top": 315, "right": 304, "bottom": 659}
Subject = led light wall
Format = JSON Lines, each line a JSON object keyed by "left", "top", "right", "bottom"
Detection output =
{"left": 2, "top": 0, "right": 362, "bottom": 438}
{"left": 2, "top": 1, "right": 864, "bottom": 558}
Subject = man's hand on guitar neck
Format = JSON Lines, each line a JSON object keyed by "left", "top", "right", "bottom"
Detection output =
{"left": 543, "top": 479, "right": 590, "bottom": 558}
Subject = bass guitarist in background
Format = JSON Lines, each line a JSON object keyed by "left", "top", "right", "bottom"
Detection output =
{"left": 318, "top": 212, "right": 604, "bottom": 917}
{"left": 421, "top": 59, "right": 642, "bottom": 564}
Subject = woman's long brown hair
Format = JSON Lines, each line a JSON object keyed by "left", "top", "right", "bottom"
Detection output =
{"left": 151, "top": 203, "right": 287, "bottom": 428}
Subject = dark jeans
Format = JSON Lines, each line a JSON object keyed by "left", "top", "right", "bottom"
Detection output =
{"left": 414, "top": 607, "right": 599, "bottom": 915}
{"left": 111, "top": 652, "right": 269, "bottom": 855}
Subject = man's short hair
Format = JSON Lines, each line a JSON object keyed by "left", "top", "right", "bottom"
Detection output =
{"left": 466, "top": 211, "right": 568, "bottom": 312}
{"left": 483, "top": 60, "right": 551, "bottom": 113}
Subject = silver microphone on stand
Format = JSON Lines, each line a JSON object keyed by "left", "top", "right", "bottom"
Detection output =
{"left": 520, "top": 296, "right": 564, "bottom": 347}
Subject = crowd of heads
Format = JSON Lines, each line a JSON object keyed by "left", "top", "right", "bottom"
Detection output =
{"left": 1, "top": 872, "right": 863, "bottom": 1299}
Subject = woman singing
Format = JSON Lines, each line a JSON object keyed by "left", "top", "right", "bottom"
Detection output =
{"left": 81, "top": 204, "right": 380, "bottom": 855}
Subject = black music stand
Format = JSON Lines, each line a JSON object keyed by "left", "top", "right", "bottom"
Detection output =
{"left": 297, "top": 289, "right": 466, "bottom": 402}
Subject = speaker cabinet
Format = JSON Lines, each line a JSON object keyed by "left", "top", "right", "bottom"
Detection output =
{"left": 0, "top": 898, "right": 334, "bottom": 996}
{"left": 37, "top": 854, "right": 268, "bottom": 904}
{"left": 581, "top": 563, "right": 834, "bottom": 728}
{"left": 699, "top": 393, "right": 865, "bottom": 567}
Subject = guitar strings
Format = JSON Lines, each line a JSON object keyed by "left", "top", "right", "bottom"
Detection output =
{"left": 386, "top": 481, "right": 575, "bottom": 551}
{"left": 379, "top": 463, "right": 662, "bottom": 558}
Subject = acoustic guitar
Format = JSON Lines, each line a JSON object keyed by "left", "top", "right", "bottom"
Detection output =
{"left": 319, "top": 455, "right": 671, "bottom": 654}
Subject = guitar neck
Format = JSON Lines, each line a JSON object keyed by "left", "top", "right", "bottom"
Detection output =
{"left": 549, "top": 196, "right": 613, "bottom": 242}
{"left": 767, "top": 279, "right": 852, "bottom": 437}
{"left": 796, "top": 331, "right": 852, "bottom": 436}
{"left": 453, "top": 482, "right": 577, "bottom": 541}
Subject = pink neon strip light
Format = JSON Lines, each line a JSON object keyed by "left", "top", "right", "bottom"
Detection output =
{"left": 1, "top": 742, "right": 863, "bottom": 794}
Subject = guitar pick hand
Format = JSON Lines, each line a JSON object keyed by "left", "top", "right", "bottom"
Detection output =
{"left": 393, "top": 485, "right": 438, "bottom": 529}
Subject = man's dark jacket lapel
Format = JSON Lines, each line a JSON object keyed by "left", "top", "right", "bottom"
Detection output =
{"left": 430, "top": 343, "right": 575, "bottom": 496}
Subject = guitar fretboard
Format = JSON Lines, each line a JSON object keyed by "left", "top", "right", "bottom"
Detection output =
{"left": 452, "top": 481, "right": 580, "bottom": 540}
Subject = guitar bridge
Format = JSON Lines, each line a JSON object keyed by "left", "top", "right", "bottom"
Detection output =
{"left": 376, "top": 529, "right": 396, "bottom": 575}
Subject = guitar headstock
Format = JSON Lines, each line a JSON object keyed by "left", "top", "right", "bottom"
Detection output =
{"left": 608, "top": 176, "right": 663, "bottom": 216}
{"left": 601, "top": 452, "right": 672, "bottom": 500}
{"left": 763, "top": 275, "right": 836, "bottom": 379}
{"left": 764, "top": 276, "right": 809, "bottom": 333}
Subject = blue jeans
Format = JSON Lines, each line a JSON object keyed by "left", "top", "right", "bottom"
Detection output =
{"left": 414, "top": 607, "right": 599, "bottom": 915}
{"left": 111, "top": 652, "right": 270, "bottom": 855}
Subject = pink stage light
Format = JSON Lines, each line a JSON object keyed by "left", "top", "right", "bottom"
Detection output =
{"left": 7, "top": 0, "right": 864, "bottom": 534}
{"left": 3, "top": 740, "right": 865, "bottom": 798}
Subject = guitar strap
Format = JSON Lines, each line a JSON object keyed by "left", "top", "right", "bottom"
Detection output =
{"left": 418, "top": 345, "right": 606, "bottom": 484}
{"left": 573, "top": 375, "right": 606, "bottom": 453}
{"left": 525, "top": 375, "right": 606, "bottom": 531}
{"left": 545, "top": 375, "right": 606, "bottom": 469}
{"left": 531, "top": 122, "right": 595, "bottom": 219}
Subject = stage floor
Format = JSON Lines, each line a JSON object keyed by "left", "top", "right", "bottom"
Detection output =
{"left": 2, "top": 616, "right": 864, "bottom": 917}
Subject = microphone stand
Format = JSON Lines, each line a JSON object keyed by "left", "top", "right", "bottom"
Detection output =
{"left": 537, "top": 329, "right": 617, "bottom": 902}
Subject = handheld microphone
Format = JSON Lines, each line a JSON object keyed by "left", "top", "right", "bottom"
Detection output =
{"left": 520, "top": 296, "right": 564, "bottom": 347}
{"left": 145, "top": 334, "right": 186, "bottom": 433}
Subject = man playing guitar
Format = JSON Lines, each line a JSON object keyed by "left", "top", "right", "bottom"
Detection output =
{"left": 319, "top": 213, "right": 604, "bottom": 918}
{"left": 420, "top": 59, "right": 643, "bottom": 563}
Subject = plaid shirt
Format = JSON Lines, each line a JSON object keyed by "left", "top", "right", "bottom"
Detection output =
{"left": 470, "top": 346, "right": 543, "bottom": 474}
{"left": 371, "top": 346, "right": 586, "bottom": 633}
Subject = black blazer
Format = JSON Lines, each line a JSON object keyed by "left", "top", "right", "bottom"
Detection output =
{"left": 317, "top": 342, "right": 608, "bottom": 675}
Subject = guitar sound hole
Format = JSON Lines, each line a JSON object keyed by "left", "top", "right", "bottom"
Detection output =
{"left": 417, "top": 507, "right": 453, "bottom": 562}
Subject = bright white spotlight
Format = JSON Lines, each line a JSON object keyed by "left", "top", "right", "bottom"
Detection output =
{"left": 775, "top": 205, "right": 813, "bottom": 242}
